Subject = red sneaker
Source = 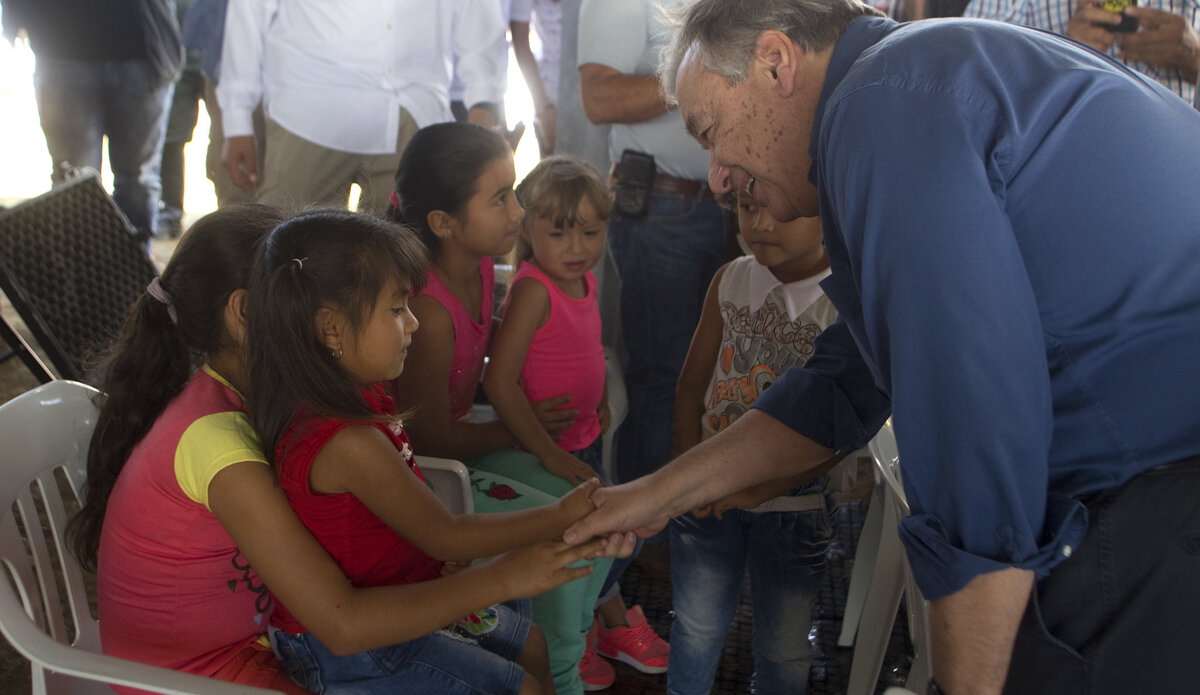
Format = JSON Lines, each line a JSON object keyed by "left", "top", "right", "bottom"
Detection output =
{"left": 595, "top": 606, "right": 669, "bottom": 674}
{"left": 580, "top": 620, "right": 615, "bottom": 691}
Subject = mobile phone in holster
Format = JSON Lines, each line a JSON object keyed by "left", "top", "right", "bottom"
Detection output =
{"left": 1097, "top": 0, "right": 1138, "bottom": 32}
{"left": 614, "top": 149, "right": 656, "bottom": 218}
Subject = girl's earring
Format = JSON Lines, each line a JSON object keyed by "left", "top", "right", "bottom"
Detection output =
{"left": 332, "top": 344, "right": 344, "bottom": 360}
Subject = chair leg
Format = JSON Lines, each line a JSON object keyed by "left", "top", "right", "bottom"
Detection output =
{"left": 0, "top": 315, "right": 54, "bottom": 384}
{"left": 839, "top": 480, "right": 886, "bottom": 647}
{"left": 845, "top": 493, "right": 906, "bottom": 695}
{"left": 902, "top": 551, "right": 932, "bottom": 693}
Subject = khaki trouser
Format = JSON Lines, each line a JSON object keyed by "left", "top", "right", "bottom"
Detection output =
{"left": 203, "top": 78, "right": 265, "bottom": 208}
{"left": 256, "top": 109, "right": 419, "bottom": 215}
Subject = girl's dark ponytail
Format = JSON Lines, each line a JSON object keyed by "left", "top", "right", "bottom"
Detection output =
{"left": 69, "top": 205, "right": 284, "bottom": 571}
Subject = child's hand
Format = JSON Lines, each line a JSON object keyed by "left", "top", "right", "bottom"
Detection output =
{"left": 531, "top": 394, "right": 579, "bottom": 440}
{"left": 557, "top": 478, "right": 601, "bottom": 529}
{"left": 489, "top": 538, "right": 607, "bottom": 599}
{"left": 541, "top": 450, "right": 599, "bottom": 486}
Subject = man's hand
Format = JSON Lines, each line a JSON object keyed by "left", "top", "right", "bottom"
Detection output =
{"left": 1120, "top": 7, "right": 1200, "bottom": 81}
{"left": 467, "top": 104, "right": 501, "bottom": 131}
{"left": 534, "top": 104, "right": 557, "bottom": 155}
{"left": 562, "top": 476, "right": 671, "bottom": 546}
{"left": 221, "top": 136, "right": 260, "bottom": 192}
{"left": 1068, "top": 0, "right": 1122, "bottom": 53}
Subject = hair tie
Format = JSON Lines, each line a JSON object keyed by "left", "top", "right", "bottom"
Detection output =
{"left": 146, "top": 276, "right": 178, "bottom": 324}
{"left": 146, "top": 276, "right": 170, "bottom": 305}
{"left": 388, "top": 190, "right": 401, "bottom": 210}
{"left": 292, "top": 257, "right": 307, "bottom": 271}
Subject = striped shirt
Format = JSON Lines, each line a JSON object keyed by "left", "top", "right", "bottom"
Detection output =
{"left": 964, "top": 0, "right": 1199, "bottom": 101}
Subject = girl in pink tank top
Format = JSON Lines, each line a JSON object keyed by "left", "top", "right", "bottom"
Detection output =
{"left": 484, "top": 156, "right": 671, "bottom": 686}
{"left": 387, "top": 123, "right": 580, "bottom": 460}
{"left": 387, "top": 125, "right": 628, "bottom": 695}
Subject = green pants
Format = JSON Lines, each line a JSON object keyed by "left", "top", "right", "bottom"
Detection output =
{"left": 468, "top": 450, "right": 611, "bottom": 695}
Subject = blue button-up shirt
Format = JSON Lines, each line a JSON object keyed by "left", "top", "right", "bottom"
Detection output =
{"left": 756, "top": 16, "right": 1200, "bottom": 600}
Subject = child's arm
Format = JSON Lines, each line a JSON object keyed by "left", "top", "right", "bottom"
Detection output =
{"left": 395, "top": 295, "right": 517, "bottom": 459}
{"left": 483, "top": 277, "right": 598, "bottom": 486}
{"left": 673, "top": 264, "right": 729, "bottom": 457}
{"left": 209, "top": 459, "right": 605, "bottom": 655}
{"left": 312, "top": 423, "right": 600, "bottom": 561}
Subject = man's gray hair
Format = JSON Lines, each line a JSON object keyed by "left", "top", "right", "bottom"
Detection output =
{"left": 659, "top": 0, "right": 882, "bottom": 101}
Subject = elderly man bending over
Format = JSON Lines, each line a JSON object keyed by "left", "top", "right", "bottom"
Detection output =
{"left": 563, "top": 2, "right": 1200, "bottom": 694}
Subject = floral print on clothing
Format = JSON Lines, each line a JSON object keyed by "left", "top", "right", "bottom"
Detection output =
{"left": 454, "top": 605, "right": 501, "bottom": 638}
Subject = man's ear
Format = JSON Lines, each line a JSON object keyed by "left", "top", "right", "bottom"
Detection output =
{"left": 224, "top": 288, "right": 250, "bottom": 347}
{"left": 755, "top": 30, "right": 799, "bottom": 96}
{"left": 314, "top": 306, "right": 343, "bottom": 351}
{"left": 426, "top": 210, "right": 458, "bottom": 240}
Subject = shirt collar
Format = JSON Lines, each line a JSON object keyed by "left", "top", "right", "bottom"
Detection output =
{"left": 747, "top": 261, "right": 832, "bottom": 321}
{"left": 202, "top": 363, "right": 245, "bottom": 400}
{"left": 808, "top": 16, "right": 901, "bottom": 184}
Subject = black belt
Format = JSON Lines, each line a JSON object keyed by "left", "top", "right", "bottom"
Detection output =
{"left": 609, "top": 163, "right": 714, "bottom": 199}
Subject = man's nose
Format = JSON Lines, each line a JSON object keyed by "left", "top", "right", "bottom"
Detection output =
{"left": 708, "top": 161, "right": 732, "bottom": 195}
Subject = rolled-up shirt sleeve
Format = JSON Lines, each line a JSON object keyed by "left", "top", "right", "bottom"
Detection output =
{"left": 216, "top": 0, "right": 276, "bottom": 138}
{"left": 455, "top": 0, "right": 507, "bottom": 110}
{"left": 754, "top": 321, "right": 891, "bottom": 453}
{"left": 812, "top": 82, "right": 1087, "bottom": 600}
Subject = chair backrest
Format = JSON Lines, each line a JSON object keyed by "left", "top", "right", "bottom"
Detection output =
{"left": 0, "top": 381, "right": 280, "bottom": 695}
{"left": 417, "top": 456, "right": 475, "bottom": 515}
{"left": 0, "top": 174, "right": 158, "bottom": 383}
{"left": 867, "top": 418, "right": 908, "bottom": 513}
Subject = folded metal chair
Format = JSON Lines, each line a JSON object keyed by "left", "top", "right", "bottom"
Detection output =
{"left": 0, "top": 173, "right": 158, "bottom": 384}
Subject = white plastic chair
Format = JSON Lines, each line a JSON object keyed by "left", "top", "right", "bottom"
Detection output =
{"left": 418, "top": 456, "right": 474, "bottom": 514}
{"left": 0, "top": 380, "right": 282, "bottom": 694}
{"left": 841, "top": 419, "right": 932, "bottom": 695}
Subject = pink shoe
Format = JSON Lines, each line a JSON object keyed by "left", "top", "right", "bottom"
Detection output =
{"left": 580, "top": 621, "right": 615, "bottom": 691}
{"left": 595, "top": 606, "right": 669, "bottom": 674}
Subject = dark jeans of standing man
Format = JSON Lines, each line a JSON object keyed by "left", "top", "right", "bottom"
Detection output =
{"left": 1005, "top": 457, "right": 1200, "bottom": 694}
{"left": 35, "top": 56, "right": 173, "bottom": 243}
{"left": 607, "top": 190, "right": 728, "bottom": 492}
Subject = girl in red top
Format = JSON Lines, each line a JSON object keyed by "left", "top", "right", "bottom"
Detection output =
{"left": 245, "top": 209, "right": 612, "bottom": 695}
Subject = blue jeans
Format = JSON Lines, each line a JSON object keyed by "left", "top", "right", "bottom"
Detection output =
{"left": 270, "top": 599, "right": 532, "bottom": 695}
{"left": 607, "top": 191, "right": 729, "bottom": 487}
{"left": 34, "top": 56, "right": 173, "bottom": 241}
{"left": 667, "top": 490, "right": 835, "bottom": 695}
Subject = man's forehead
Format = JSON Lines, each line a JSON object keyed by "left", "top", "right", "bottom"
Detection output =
{"left": 675, "top": 51, "right": 709, "bottom": 138}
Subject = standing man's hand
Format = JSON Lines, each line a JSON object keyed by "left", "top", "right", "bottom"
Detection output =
{"left": 1069, "top": 0, "right": 1124, "bottom": 52}
{"left": 222, "top": 136, "right": 260, "bottom": 192}
{"left": 1120, "top": 7, "right": 1200, "bottom": 82}
{"left": 467, "top": 103, "right": 501, "bottom": 131}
